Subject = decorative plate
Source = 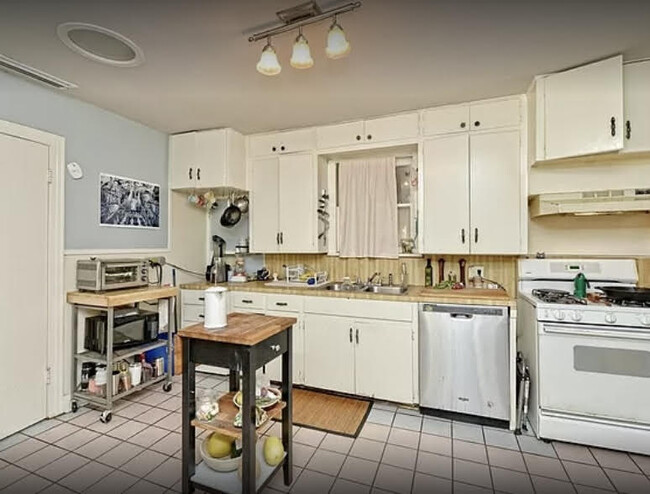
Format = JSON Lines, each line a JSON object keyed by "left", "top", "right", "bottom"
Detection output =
{"left": 233, "top": 387, "right": 281, "bottom": 409}
{"left": 233, "top": 406, "right": 269, "bottom": 429}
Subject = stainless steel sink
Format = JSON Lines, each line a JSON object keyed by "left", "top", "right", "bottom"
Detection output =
{"left": 323, "top": 282, "right": 369, "bottom": 292}
{"left": 367, "top": 285, "right": 408, "bottom": 295}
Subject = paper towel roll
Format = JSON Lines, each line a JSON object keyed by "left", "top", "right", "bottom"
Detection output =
{"left": 204, "top": 287, "right": 228, "bottom": 329}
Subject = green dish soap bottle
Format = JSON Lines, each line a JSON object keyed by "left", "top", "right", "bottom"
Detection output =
{"left": 425, "top": 258, "right": 433, "bottom": 287}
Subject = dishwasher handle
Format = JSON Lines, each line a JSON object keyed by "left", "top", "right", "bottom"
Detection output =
{"left": 421, "top": 303, "right": 506, "bottom": 317}
{"left": 450, "top": 313, "right": 474, "bottom": 319}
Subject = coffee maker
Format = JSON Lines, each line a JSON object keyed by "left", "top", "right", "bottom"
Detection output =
{"left": 206, "top": 235, "right": 229, "bottom": 283}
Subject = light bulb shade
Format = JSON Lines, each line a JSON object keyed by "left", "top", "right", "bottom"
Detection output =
{"left": 290, "top": 34, "right": 314, "bottom": 69}
{"left": 326, "top": 22, "right": 350, "bottom": 59}
{"left": 256, "top": 42, "right": 281, "bottom": 76}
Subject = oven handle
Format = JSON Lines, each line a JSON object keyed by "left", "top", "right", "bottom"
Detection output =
{"left": 542, "top": 323, "right": 650, "bottom": 341}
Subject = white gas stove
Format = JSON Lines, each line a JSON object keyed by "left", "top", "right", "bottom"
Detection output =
{"left": 517, "top": 258, "right": 650, "bottom": 455}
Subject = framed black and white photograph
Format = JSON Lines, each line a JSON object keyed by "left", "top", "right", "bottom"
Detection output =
{"left": 99, "top": 173, "right": 160, "bottom": 228}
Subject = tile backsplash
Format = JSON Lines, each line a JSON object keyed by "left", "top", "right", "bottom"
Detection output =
{"left": 264, "top": 254, "right": 519, "bottom": 295}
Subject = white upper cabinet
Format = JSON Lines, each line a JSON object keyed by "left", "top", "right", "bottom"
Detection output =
{"left": 623, "top": 60, "right": 650, "bottom": 154}
{"left": 249, "top": 128, "right": 316, "bottom": 158}
{"left": 249, "top": 157, "right": 279, "bottom": 253}
{"left": 422, "top": 133, "right": 470, "bottom": 254}
{"left": 422, "top": 104, "right": 470, "bottom": 136}
{"left": 364, "top": 113, "right": 420, "bottom": 143}
{"left": 316, "top": 120, "right": 365, "bottom": 149}
{"left": 536, "top": 55, "right": 624, "bottom": 162}
{"left": 469, "top": 98, "right": 521, "bottom": 131}
{"left": 169, "top": 128, "right": 246, "bottom": 190}
{"left": 469, "top": 130, "right": 522, "bottom": 254}
{"left": 316, "top": 112, "right": 419, "bottom": 149}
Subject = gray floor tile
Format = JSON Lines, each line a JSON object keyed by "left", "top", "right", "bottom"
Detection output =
{"left": 453, "top": 439, "right": 488, "bottom": 463}
{"left": 491, "top": 466, "right": 534, "bottom": 494}
{"left": 555, "top": 442, "right": 598, "bottom": 465}
{"left": 58, "top": 460, "right": 114, "bottom": 492}
{"left": 55, "top": 427, "right": 101, "bottom": 451}
{"left": 392, "top": 414, "right": 422, "bottom": 432}
{"left": 36, "top": 422, "right": 81, "bottom": 444}
{"left": 359, "top": 423, "right": 390, "bottom": 443}
{"left": 155, "top": 413, "right": 181, "bottom": 432}
{"left": 3, "top": 473, "right": 51, "bottom": 493}
{"left": 604, "top": 467, "right": 650, "bottom": 493}
{"left": 381, "top": 444, "right": 417, "bottom": 470}
{"left": 531, "top": 475, "right": 577, "bottom": 494}
{"left": 96, "top": 442, "right": 145, "bottom": 468}
{"left": 145, "top": 457, "right": 182, "bottom": 488}
{"left": 306, "top": 449, "right": 346, "bottom": 476}
{"left": 367, "top": 409, "right": 395, "bottom": 426}
{"left": 15, "top": 444, "right": 67, "bottom": 471}
{"left": 157, "top": 396, "right": 181, "bottom": 412}
{"left": 0, "top": 464, "right": 30, "bottom": 490}
{"left": 590, "top": 448, "right": 641, "bottom": 473}
{"left": 419, "top": 433, "right": 452, "bottom": 456}
{"left": 421, "top": 417, "right": 451, "bottom": 438}
{"left": 21, "top": 419, "right": 60, "bottom": 437}
{"left": 331, "top": 477, "right": 371, "bottom": 494}
{"left": 373, "top": 463, "right": 414, "bottom": 494}
{"left": 396, "top": 406, "right": 421, "bottom": 417}
{"left": 452, "top": 422, "right": 485, "bottom": 444}
{"left": 123, "top": 479, "right": 168, "bottom": 493}
{"left": 107, "top": 420, "right": 149, "bottom": 441}
{"left": 290, "top": 469, "right": 335, "bottom": 494}
{"left": 39, "top": 483, "right": 77, "bottom": 494}
{"left": 372, "top": 401, "right": 397, "bottom": 412}
{"left": 387, "top": 428, "right": 419, "bottom": 449}
{"left": 36, "top": 452, "right": 89, "bottom": 482}
{"left": 524, "top": 453, "right": 570, "bottom": 481}
{"left": 517, "top": 435, "right": 557, "bottom": 457}
{"left": 415, "top": 450, "right": 452, "bottom": 479}
{"left": 630, "top": 453, "right": 650, "bottom": 476}
{"left": 116, "top": 402, "right": 151, "bottom": 419}
{"left": 120, "top": 449, "right": 168, "bottom": 477}
{"left": 319, "top": 433, "right": 354, "bottom": 455}
{"left": 563, "top": 460, "right": 615, "bottom": 490}
{"left": 0, "top": 433, "right": 28, "bottom": 453}
{"left": 267, "top": 465, "right": 302, "bottom": 492}
{"left": 453, "top": 458, "right": 492, "bottom": 489}
{"left": 68, "top": 409, "right": 104, "bottom": 427}
{"left": 84, "top": 469, "right": 139, "bottom": 494}
{"left": 150, "top": 431, "right": 181, "bottom": 456}
{"left": 129, "top": 426, "right": 169, "bottom": 448}
{"left": 350, "top": 438, "right": 386, "bottom": 462}
{"left": 76, "top": 434, "right": 122, "bottom": 460}
{"left": 293, "top": 428, "right": 326, "bottom": 448}
{"left": 86, "top": 414, "right": 128, "bottom": 433}
{"left": 453, "top": 481, "right": 494, "bottom": 494}
{"left": 339, "top": 456, "right": 379, "bottom": 485}
{"left": 292, "top": 442, "right": 316, "bottom": 468}
{"left": 0, "top": 437, "right": 49, "bottom": 463}
{"left": 487, "top": 446, "right": 527, "bottom": 473}
{"left": 134, "top": 407, "right": 171, "bottom": 425}
{"left": 483, "top": 428, "right": 519, "bottom": 450}
{"left": 412, "top": 472, "right": 452, "bottom": 494}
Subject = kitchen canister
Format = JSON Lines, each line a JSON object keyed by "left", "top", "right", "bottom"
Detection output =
{"left": 204, "top": 286, "right": 228, "bottom": 329}
{"left": 129, "top": 362, "right": 142, "bottom": 386}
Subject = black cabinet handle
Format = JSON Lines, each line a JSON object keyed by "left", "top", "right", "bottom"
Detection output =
{"left": 280, "top": 232, "right": 284, "bottom": 244}
{"left": 242, "top": 299, "right": 253, "bottom": 304}
{"left": 197, "top": 168, "right": 201, "bottom": 181}
{"left": 280, "top": 145, "right": 285, "bottom": 151}
{"left": 355, "top": 328, "right": 359, "bottom": 344}
{"left": 198, "top": 297, "right": 205, "bottom": 301}
{"left": 474, "top": 228, "right": 479, "bottom": 243}
{"left": 189, "top": 167, "right": 192, "bottom": 180}
{"left": 349, "top": 328, "right": 353, "bottom": 343}
{"left": 626, "top": 120, "right": 631, "bottom": 140}
{"left": 474, "top": 121, "right": 481, "bottom": 127}
{"left": 276, "top": 302, "right": 288, "bottom": 307}
{"left": 356, "top": 135, "right": 361, "bottom": 141}
{"left": 461, "top": 228, "right": 466, "bottom": 244}
{"left": 272, "top": 146, "right": 277, "bottom": 152}
{"left": 276, "top": 233, "right": 280, "bottom": 245}
{"left": 460, "top": 122, "right": 466, "bottom": 129}
{"left": 198, "top": 314, "right": 204, "bottom": 318}
{"left": 367, "top": 134, "right": 372, "bottom": 140}
{"left": 611, "top": 117, "right": 616, "bottom": 137}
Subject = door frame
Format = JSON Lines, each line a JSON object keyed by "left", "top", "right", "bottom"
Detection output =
{"left": 0, "top": 119, "right": 65, "bottom": 418}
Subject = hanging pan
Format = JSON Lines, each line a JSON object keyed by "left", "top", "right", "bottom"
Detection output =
{"left": 220, "top": 195, "right": 241, "bottom": 227}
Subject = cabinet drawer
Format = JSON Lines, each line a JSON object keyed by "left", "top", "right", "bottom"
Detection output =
{"left": 231, "top": 292, "right": 265, "bottom": 310}
{"left": 181, "top": 289, "right": 206, "bottom": 306}
{"left": 469, "top": 98, "right": 520, "bottom": 131}
{"left": 317, "top": 121, "right": 365, "bottom": 149}
{"left": 304, "top": 296, "right": 413, "bottom": 322}
{"left": 422, "top": 105, "right": 470, "bottom": 136}
{"left": 266, "top": 294, "right": 303, "bottom": 313}
{"left": 182, "top": 304, "right": 205, "bottom": 322}
{"left": 364, "top": 113, "right": 419, "bottom": 143}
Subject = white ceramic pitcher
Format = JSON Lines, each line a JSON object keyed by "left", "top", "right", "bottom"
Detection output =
{"left": 204, "top": 286, "right": 228, "bottom": 329}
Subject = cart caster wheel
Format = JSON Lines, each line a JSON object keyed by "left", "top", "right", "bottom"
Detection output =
{"left": 162, "top": 383, "right": 172, "bottom": 393}
{"left": 541, "top": 437, "right": 551, "bottom": 443}
{"left": 71, "top": 401, "right": 78, "bottom": 413}
{"left": 514, "top": 429, "right": 521, "bottom": 436}
{"left": 100, "top": 411, "right": 112, "bottom": 424}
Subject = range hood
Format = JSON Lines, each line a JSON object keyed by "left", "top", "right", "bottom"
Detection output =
{"left": 530, "top": 188, "right": 650, "bottom": 217}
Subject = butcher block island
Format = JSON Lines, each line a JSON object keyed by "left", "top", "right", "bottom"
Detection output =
{"left": 178, "top": 313, "right": 296, "bottom": 494}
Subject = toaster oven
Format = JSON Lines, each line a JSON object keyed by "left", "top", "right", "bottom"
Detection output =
{"left": 76, "top": 258, "right": 149, "bottom": 291}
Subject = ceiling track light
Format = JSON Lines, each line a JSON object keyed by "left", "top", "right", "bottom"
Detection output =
{"left": 251, "top": 1, "right": 360, "bottom": 75}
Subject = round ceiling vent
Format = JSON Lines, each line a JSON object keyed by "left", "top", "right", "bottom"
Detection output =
{"left": 57, "top": 22, "right": 144, "bottom": 67}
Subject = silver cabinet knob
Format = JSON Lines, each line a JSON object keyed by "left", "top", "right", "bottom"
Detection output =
{"left": 271, "top": 344, "right": 281, "bottom": 352}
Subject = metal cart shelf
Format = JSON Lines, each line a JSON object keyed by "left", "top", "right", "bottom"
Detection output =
{"left": 67, "top": 286, "right": 179, "bottom": 423}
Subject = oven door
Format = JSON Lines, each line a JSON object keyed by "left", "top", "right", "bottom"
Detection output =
{"left": 101, "top": 263, "right": 144, "bottom": 290}
{"left": 539, "top": 322, "right": 650, "bottom": 424}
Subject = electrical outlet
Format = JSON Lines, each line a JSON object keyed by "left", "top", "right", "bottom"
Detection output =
{"left": 468, "top": 265, "right": 485, "bottom": 279}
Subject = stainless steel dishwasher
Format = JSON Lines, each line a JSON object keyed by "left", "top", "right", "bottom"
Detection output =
{"left": 419, "top": 303, "right": 509, "bottom": 421}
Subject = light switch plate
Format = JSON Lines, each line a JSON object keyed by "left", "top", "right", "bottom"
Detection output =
{"left": 468, "top": 265, "right": 485, "bottom": 279}
{"left": 66, "top": 161, "right": 83, "bottom": 179}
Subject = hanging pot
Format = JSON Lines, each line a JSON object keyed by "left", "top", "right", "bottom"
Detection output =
{"left": 233, "top": 195, "right": 249, "bottom": 214}
{"left": 220, "top": 196, "right": 242, "bottom": 227}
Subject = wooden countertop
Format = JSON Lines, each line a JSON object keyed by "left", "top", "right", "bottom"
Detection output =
{"left": 178, "top": 312, "right": 297, "bottom": 346}
{"left": 179, "top": 281, "right": 516, "bottom": 308}
{"left": 67, "top": 285, "right": 179, "bottom": 308}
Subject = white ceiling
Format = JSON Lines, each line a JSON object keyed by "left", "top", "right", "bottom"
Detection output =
{"left": 1, "top": 0, "right": 650, "bottom": 134}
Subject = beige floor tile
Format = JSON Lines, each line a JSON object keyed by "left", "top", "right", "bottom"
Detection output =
{"left": 305, "top": 449, "right": 346, "bottom": 476}
{"left": 555, "top": 442, "right": 598, "bottom": 465}
{"left": 290, "top": 469, "right": 335, "bottom": 494}
{"left": 453, "top": 439, "right": 487, "bottom": 463}
{"left": 412, "top": 472, "right": 452, "bottom": 494}
{"left": 15, "top": 444, "right": 67, "bottom": 471}
{"left": 630, "top": 454, "right": 650, "bottom": 476}
{"left": 58, "top": 461, "right": 113, "bottom": 492}
{"left": 331, "top": 477, "right": 371, "bottom": 494}
{"left": 381, "top": 444, "right": 417, "bottom": 470}
{"left": 128, "top": 426, "right": 169, "bottom": 448}
{"left": 350, "top": 438, "right": 386, "bottom": 462}
{"left": 96, "top": 442, "right": 144, "bottom": 468}
{"left": 491, "top": 466, "right": 534, "bottom": 494}
{"left": 563, "top": 460, "right": 614, "bottom": 490}
{"left": 339, "top": 456, "right": 379, "bottom": 485}
{"left": 76, "top": 434, "right": 121, "bottom": 460}
{"left": 359, "top": 423, "right": 390, "bottom": 443}
{"left": 453, "top": 459, "right": 492, "bottom": 489}
{"left": 120, "top": 449, "right": 168, "bottom": 477}
{"left": 605, "top": 468, "right": 650, "bottom": 494}
{"left": 292, "top": 442, "right": 316, "bottom": 468}
{"left": 452, "top": 480, "right": 493, "bottom": 493}
{"left": 0, "top": 437, "right": 49, "bottom": 463}
{"left": 36, "top": 452, "right": 89, "bottom": 482}
{"left": 590, "top": 448, "right": 641, "bottom": 473}
{"left": 3, "top": 473, "right": 51, "bottom": 493}
{"left": 531, "top": 475, "right": 577, "bottom": 494}
{"left": 293, "top": 428, "right": 326, "bottom": 448}
{"left": 524, "top": 453, "right": 570, "bottom": 481}
{"left": 55, "top": 428, "right": 101, "bottom": 451}
{"left": 150, "top": 431, "right": 181, "bottom": 456}
{"left": 373, "top": 463, "right": 414, "bottom": 494}
{"left": 419, "top": 433, "right": 452, "bottom": 456}
{"left": 415, "top": 450, "right": 452, "bottom": 479}
{"left": 387, "top": 428, "right": 419, "bottom": 449}
{"left": 144, "top": 457, "right": 182, "bottom": 488}
{"left": 487, "top": 446, "right": 526, "bottom": 473}
{"left": 320, "top": 433, "right": 354, "bottom": 455}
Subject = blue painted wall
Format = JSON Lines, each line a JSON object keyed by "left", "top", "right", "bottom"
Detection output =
{"left": 0, "top": 70, "right": 168, "bottom": 250}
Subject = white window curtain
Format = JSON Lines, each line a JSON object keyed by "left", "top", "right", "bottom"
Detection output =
{"left": 338, "top": 156, "right": 398, "bottom": 258}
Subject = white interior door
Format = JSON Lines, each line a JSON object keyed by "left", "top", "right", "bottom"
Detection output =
{"left": 422, "top": 134, "right": 470, "bottom": 254}
{"left": 278, "top": 153, "right": 315, "bottom": 253}
{"left": 0, "top": 132, "right": 49, "bottom": 438}
{"left": 470, "top": 130, "right": 522, "bottom": 254}
{"left": 544, "top": 55, "right": 624, "bottom": 160}
{"left": 250, "top": 157, "right": 279, "bottom": 253}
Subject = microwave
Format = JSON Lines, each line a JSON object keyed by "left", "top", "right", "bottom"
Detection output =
{"left": 77, "top": 258, "right": 149, "bottom": 292}
{"left": 84, "top": 309, "right": 159, "bottom": 354}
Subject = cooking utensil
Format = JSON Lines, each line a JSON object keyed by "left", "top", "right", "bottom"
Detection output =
{"left": 595, "top": 286, "right": 650, "bottom": 303}
{"left": 220, "top": 195, "right": 242, "bottom": 227}
{"left": 459, "top": 259, "right": 467, "bottom": 287}
{"left": 233, "top": 195, "right": 249, "bottom": 214}
{"left": 437, "top": 258, "right": 445, "bottom": 284}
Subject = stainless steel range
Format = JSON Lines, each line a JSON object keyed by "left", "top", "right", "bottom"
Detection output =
{"left": 517, "top": 258, "right": 650, "bottom": 455}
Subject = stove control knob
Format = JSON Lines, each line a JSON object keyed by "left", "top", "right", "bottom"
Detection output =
{"left": 553, "top": 310, "right": 565, "bottom": 321}
{"left": 571, "top": 311, "right": 583, "bottom": 322}
{"left": 605, "top": 313, "right": 617, "bottom": 324}
{"left": 641, "top": 315, "right": 650, "bottom": 327}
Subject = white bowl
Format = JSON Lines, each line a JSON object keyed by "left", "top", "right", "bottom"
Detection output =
{"left": 200, "top": 436, "right": 239, "bottom": 472}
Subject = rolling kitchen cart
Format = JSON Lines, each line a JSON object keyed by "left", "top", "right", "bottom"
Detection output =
{"left": 66, "top": 286, "right": 179, "bottom": 423}
{"left": 179, "top": 312, "right": 295, "bottom": 494}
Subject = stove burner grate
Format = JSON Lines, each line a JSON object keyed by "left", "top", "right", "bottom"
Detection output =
{"left": 532, "top": 289, "right": 588, "bottom": 305}
{"left": 607, "top": 298, "right": 650, "bottom": 308}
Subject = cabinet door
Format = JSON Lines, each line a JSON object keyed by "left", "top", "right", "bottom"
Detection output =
{"left": 355, "top": 320, "right": 414, "bottom": 403}
{"left": 169, "top": 132, "right": 197, "bottom": 189}
{"left": 264, "top": 313, "right": 303, "bottom": 384}
{"left": 195, "top": 129, "right": 226, "bottom": 188}
{"left": 422, "top": 134, "right": 470, "bottom": 254}
{"left": 544, "top": 55, "right": 624, "bottom": 160}
{"left": 303, "top": 314, "right": 355, "bottom": 394}
{"left": 250, "top": 157, "right": 280, "bottom": 253}
{"left": 364, "top": 113, "right": 419, "bottom": 143}
{"left": 278, "top": 153, "right": 316, "bottom": 252}
{"left": 249, "top": 133, "right": 281, "bottom": 158}
{"left": 422, "top": 105, "right": 470, "bottom": 136}
{"left": 225, "top": 129, "right": 246, "bottom": 189}
{"left": 623, "top": 61, "right": 650, "bottom": 154}
{"left": 469, "top": 98, "right": 520, "bottom": 131}
{"left": 316, "top": 121, "right": 365, "bottom": 149}
{"left": 277, "top": 128, "right": 316, "bottom": 154}
{"left": 470, "top": 130, "right": 522, "bottom": 254}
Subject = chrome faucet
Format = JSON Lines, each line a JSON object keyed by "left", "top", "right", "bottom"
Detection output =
{"left": 400, "top": 262, "right": 408, "bottom": 288}
{"left": 367, "top": 272, "right": 381, "bottom": 285}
